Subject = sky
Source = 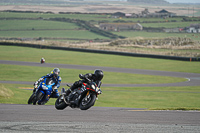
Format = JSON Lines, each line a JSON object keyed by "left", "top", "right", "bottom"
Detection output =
{"left": 165, "top": 0, "right": 200, "bottom": 3}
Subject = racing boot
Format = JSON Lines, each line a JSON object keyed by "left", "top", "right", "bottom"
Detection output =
{"left": 66, "top": 92, "right": 74, "bottom": 103}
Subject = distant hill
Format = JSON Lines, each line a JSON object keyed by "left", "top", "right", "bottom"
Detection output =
{"left": 127, "top": 0, "right": 170, "bottom": 5}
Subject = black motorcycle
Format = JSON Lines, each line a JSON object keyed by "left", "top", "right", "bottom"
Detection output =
{"left": 55, "top": 81, "right": 102, "bottom": 110}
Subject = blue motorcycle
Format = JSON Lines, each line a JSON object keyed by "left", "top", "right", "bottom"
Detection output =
{"left": 28, "top": 78, "right": 55, "bottom": 105}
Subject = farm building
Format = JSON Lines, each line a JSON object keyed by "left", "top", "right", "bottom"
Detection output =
{"left": 187, "top": 24, "right": 200, "bottom": 33}
{"left": 110, "top": 9, "right": 176, "bottom": 18}
{"left": 111, "top": 12, "right": 125, "bottom": 18}
{"left": 99, "top": 23, "right": 143, "bottom": 31}
{"left": 141, "top": 9, "right": 176, "bottom": 18}
{"left": 187, "top": 27, "right": 200, "bottom": 33}
{"left": 155, "top": 9, "right": 176, "bottom": 17}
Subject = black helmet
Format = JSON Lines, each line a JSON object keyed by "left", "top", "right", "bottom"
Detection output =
{"left": 94, "top": 69, "right": 103, "bottom": 81}
{"left": 52, "top": 68, "right": 60, "bottom": 77}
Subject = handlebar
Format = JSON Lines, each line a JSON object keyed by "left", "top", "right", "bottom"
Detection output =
{"left": 66, "top": 84, "right": 71, "bottom": 87}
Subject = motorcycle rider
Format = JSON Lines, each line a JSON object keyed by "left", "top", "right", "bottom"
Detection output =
{"left": 33, "top": 68, "right": 61, "bottom": 104}
{"left": 66, "top": 69, "right": 104, "bottom": 102}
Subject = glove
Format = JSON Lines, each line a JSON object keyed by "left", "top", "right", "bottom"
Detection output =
{"left": 52, "top": 86, "right": 57, "bottom": 92}
{"left": 79, "top": 74, "right": 84, "bottom": 79}
{"left": 98, "top": 88, "right": 102, "bottom": 94}
{"left": 34, "top": 81, "right": 38, "bottom": 88}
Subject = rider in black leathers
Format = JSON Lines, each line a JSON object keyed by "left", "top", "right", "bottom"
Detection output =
{"left": 67, "top": 69, "right": 104, "bottom": 102}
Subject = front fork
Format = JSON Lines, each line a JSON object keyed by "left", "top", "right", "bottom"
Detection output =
{"left": 85, "top": 91, "right": 90, "bottom": 100}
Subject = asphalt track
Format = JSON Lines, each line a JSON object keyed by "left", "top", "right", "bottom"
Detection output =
{"left": 0, "top": 104, "right": 200, "bottom": 132}
{"left": 0, "top": 60, "right": 200, "bottom": 132}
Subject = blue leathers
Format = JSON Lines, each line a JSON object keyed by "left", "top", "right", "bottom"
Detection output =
{"left": 41, "top": 74, "right": 61, "bottom": 90}
{"left": 34, "top": 73, "right": 61, "bottom": 104}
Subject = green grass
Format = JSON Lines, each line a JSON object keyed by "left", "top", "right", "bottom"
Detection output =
{"left": 0, "top": 30, "right": 109, "bottom": 39}
{"left": 0, "top": 46, "right": 199, "bottom": 73}
{"left": 0, "top": 20, "right": 80, "bottom": 30}
{"left": 0, "top": 12, "right": 180, "bottom": 22}
{"left": 0, "top": 64, "right": 187, "bottom": 84}
{"left": 95, "top": 86, "right": 200, "bottom": 109}
{"left": 1, "top": 83, "right": 200, "bottom": 109}
{"left": 0, "top": 19, "right": 110, "bottom": 39}
{"left": 0, "top": 19, "right": 109, "bottom": 39}
{"left": 0, "top": 84, "right": 42, "bottom": 105}
{"left": 0, "top": 12, "right": 189, "bottom": 23}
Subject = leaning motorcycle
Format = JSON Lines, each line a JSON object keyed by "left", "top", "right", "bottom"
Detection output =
{"left": 28, "top": 78, "right": 55, "bottom": 105}
{"left": 55, "top": 82, "right": 102, "bottom": 110}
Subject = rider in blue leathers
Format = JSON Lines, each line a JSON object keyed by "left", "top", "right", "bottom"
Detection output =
{"left": 33, "top": 68, "right": 61, "bottom": 104}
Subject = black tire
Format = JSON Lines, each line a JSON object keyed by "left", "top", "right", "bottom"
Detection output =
{"left": 55, "top": 95, "right": 68, "bottom": 110}
{"left": 28, "top": 93, "right": 35, "bottom": 104}
{"left": 33, "top": 97, "right": 37, "bottom": 105}
{"left": 79, "top": 93, "right": 96, "bottom": 110}
{"left": 33, "top": 92, "right": 44, "bottom": 105}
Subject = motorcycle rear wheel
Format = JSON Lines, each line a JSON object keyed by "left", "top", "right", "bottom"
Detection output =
{"left": 55, "top": 95, "right": 68, "bottom": 110}
{"left": 79, "top": 93, "right": 96, "bottom": 110}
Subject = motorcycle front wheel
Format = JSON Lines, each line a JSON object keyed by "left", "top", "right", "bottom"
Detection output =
{"left": 55, "top": 95, "right": 68, "bottom": 110}
{"left": 27, "top": 93, "right": 35, "bottom": 104}
{"left": 79, "top": 93, "right": 96, "bottom": 110}
{"left": 33, "top": 91, "right": 44, "bottom": 105}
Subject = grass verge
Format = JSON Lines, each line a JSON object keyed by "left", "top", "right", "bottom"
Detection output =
{"left": 0, "top": 64, "right": 187, "bottom": 84}
{"left": 0, "top": 45, "right": 199, "bottom": 73}
{"left": 1, "top": 84, "right": 200, "bottom": 110}
{"left": 95, "top": 86, "right": 200, "bottom": 109}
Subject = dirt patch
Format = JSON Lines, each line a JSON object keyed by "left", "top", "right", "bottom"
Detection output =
{"left": 0, "top": 84, "right": 14, "bottom": 98}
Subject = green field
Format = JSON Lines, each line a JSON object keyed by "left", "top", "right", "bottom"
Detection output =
{"left": 0, "top": 45, "right": 200, "bottom": 110}
{"left": 0, "top": 12, "right": 184, "bottom": 22}
{"left": 0, "top": 30, "right": 110, "bottom": 39}
{"left": 0, "top": 19, "right": 109, "bottom": 39}
{"left": 0, "top": 11, "right": 200, "bottom": 40}
{"left": 0, "top": 20, "right": 80, "bottom": 30}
